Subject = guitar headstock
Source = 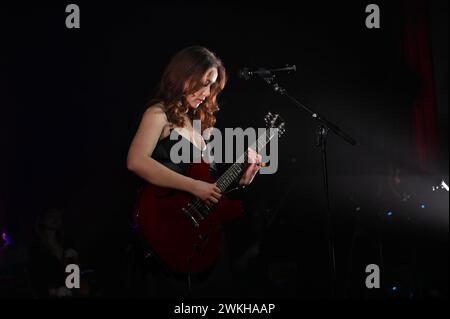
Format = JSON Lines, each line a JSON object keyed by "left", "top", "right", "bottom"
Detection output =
{"left": 264, "top": 111, "right": 286, "bottom": 138}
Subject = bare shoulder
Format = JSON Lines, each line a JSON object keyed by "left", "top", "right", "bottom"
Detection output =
{"left": 142, "top": 102, "right": 173, "bottom": 139}
{"left": 140, "top": 103, "right": 170, "bottom": 129}
{"left": 144, "top": 102, "right": 168, "bottom": 120}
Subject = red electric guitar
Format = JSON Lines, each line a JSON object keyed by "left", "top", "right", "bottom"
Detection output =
{"left": 134, "top": 112, "right": 286, "bottom": 273}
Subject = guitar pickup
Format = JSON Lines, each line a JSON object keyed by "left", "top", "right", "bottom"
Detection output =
{"left": 188, "top": 202, "right": 205, "bottom": 221}
{"left": 182, "top": 207, "right": 199, "bottom": 228}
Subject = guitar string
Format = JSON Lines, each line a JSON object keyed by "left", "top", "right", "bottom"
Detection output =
{"left": 188, "top": 130, "right": 268, "bottom": 216}
{"left": 185, "top": 129, "right": 276, "bottom": 220}
{"left": 187, "top": 129, "right": 273, "bottom": 217}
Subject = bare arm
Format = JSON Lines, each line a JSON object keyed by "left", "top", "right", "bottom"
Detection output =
{"left": 127, "top": 105, "right": 221, "bottom": 203}
{"left": 127, "top": 105, "right": 197, "bottom": 192}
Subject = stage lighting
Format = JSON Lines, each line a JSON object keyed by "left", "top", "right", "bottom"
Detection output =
{"left": 432, "top": 180, "right": 449, "bottom": 192}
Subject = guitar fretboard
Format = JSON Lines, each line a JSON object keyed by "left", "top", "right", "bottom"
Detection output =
{"left": 215, "top": 128, "right": 276, "bottom": 192}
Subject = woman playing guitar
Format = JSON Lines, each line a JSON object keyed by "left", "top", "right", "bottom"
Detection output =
{"left": 127, "top": 46, "right": 261, "bottom": 297}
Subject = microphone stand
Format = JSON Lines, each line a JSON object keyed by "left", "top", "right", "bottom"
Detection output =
{"left": 255, "top": 71, "right": 357, "bottom": 298}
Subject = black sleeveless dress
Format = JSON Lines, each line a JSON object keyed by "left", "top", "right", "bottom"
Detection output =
{"left": 151, "top": 128, "right": 219, "bottom": 178}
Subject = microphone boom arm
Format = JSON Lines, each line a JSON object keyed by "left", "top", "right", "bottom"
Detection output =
{"left": 257, "top": 73, "right": 356, "bottom": 145}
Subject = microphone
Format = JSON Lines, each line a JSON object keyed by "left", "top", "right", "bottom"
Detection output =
{"left": 238, "top": 65, "right": 296, "bottom": 80}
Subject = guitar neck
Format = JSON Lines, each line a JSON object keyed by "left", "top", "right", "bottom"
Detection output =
{"left": 215, "top": 128, "right": 276, "bottom": 192}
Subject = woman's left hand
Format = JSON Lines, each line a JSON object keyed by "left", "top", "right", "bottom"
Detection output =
{"left": 239, "top": 148, "right": 262, "bottom": 186}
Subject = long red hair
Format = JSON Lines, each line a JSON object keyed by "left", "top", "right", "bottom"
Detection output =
{"left": 152, "top": 46, "right": 227, "bottom": 132}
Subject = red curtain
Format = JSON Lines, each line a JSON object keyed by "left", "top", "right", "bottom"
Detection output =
{"left": 402, "top": 0, "right": 438, "bottom": 173}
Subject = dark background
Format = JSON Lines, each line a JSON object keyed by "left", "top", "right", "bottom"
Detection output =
{"left": 0, "top": 0, "right": 448, "bottom": 298}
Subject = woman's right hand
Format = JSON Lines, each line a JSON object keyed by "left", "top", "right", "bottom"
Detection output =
{"left": 191, "top": 180, "right": 222, "bottom": 206}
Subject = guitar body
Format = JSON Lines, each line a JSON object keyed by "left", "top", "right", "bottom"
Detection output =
{"left": 134, "top": 162, "right": 243, "bottom": 274}
{"left": 134, "top": 111, "right": 286, "bottom": 274}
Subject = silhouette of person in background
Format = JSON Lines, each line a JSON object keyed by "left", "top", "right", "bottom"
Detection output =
{"left": 29, "top": 208, "right": 89, "bottom": 298}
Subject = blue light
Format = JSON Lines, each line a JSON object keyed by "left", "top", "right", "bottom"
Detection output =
{"left": 420, "top": 204, "right": 426, "bottom": 209}
{"left": 392, "top": 286, "right": 398, "bottom": 291}
{"left": 387, "top": 211, "right": 393, "bottom": 216}
{"left": 2, "top": 232, "right": 11, "bottom": 247}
